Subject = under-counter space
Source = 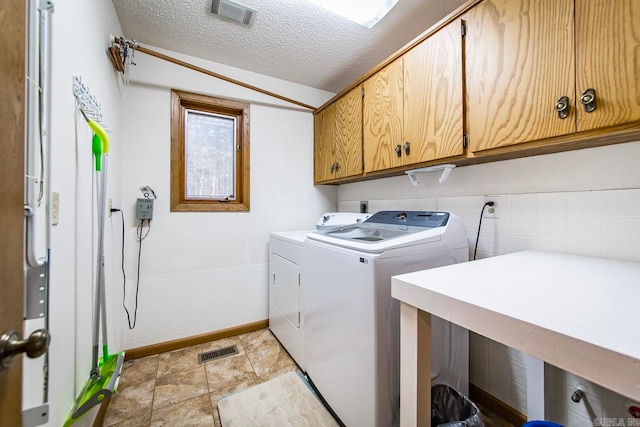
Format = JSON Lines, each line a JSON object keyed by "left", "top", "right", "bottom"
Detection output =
{"left": 391, "top": 250, "right": 640, "bottom": 427}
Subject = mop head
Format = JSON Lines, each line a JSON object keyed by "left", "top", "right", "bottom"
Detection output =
{"left": 62, "top": 351, "right": 125, "bottom": 426}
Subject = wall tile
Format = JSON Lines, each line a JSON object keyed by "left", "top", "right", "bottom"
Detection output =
{"left": 488, "top": 351, "right": 512, "bottom": 381}
{"left": 508, "top": 236, "right": 537, "bottom": 253}
{"left": 601, "top": 217, "right": 640, "bottom": 262}
{"left": 337, "top": 200, "right": 360, "bottom": 213}
{"left": 601, "top": 189, "right": 640, "bottom": 217}
{"left": 512, "top": 361, "right": 527, "bottom": 388}
{"left": 470, "top": 361, "right": 489, "bottom": 390}
{"left": 488, "top": 370, "right": 511, "bottom": 403}
{"left": 565, "top": 409, "right": 594, "bottom": 427}
{"left": 512, "top": 382, "right": 528, "bottom": 414}
{"left": 567, "top": 191, "right": 602, "bottom": 216}
{"left": 537, "top": 192, "right": 567, "bottom": 216}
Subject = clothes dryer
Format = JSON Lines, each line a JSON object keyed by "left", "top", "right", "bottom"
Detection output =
{"left": 269, "top": 212, "right": 371, "bottom": 371}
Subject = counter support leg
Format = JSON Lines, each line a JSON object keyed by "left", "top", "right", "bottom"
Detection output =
{"left": 400, "top": 302, "right": 431, "bottom": 427}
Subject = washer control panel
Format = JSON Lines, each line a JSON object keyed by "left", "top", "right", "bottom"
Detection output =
{"left": 364, "top": 211, "right": 449, "bottom": 228}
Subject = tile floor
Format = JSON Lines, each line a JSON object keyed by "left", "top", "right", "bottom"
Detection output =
{"left": 103, "top": 329, "right": 298, "bottom": 426}
{"left": 104, "top": 327, "right": 514, "bottom": 427}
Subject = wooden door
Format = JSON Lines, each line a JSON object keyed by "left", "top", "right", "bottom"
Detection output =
{"left": 465, "top": 0, "right": 576, "bottom": 152}
{"left": 334, "top": 86, "right": 363, "bottom": 179}
{"left": 363, "top": 59, "right": 404, "bottom": 173}
{"left": 313, "top": 104, "right": 335, "bottom": 183}
{"left": 575, "top": 0, "right": 640, "bottom": 132}
{"left": 403, "top": 20, "right": 464, "bottom": 166}
{"left": 0, "top": 1, "right": 26, "bottom": 425}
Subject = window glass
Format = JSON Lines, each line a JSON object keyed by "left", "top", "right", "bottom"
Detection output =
{"left": 185, "top": 110, "right": 236, "bottom": 200}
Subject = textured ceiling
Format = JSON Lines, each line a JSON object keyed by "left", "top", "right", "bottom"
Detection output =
{"left": 112, "top": 0, "right": 467, "bottom": 93}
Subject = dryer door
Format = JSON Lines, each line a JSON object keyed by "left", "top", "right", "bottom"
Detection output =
{"left": 270, "top": 254, "right": 300, "bottom": 328}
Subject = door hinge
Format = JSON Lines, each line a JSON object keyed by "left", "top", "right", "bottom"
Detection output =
{"left": 463, "top": 134, "right": 469, "bottom": 148}
{"left": 461, "top": 21, "right": 467, "bottom": 37}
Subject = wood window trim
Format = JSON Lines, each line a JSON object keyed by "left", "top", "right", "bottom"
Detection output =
{"left": 170, "top": 89, "right": 250, "bottom": 212}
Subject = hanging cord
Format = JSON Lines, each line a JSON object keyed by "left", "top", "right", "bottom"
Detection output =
{"left": 473, "top": 201, "right": 495, "bottom": 261}
{"left": 123, "top": 218, "right": 151, "bottom": 329}
{"left": 111, "top": 209, "right": 133, "bottom": 328}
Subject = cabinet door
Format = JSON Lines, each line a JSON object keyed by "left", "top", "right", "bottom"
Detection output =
{"left": 363, "top": 59, "right": 404, "bottom": 173}
{"left": 313, "top": 104, "right": 335, "bottom": 183}
{"left": 404, "top": 20, "right": 464, "bottom": 165}
{"left": 334, "top": 86, "right": 363, "bottom": 178}
{"left": 465, "top": 0, "right": 576, "bottom": 152}
{"left": 575, "top": 0, "right": 640, "bottom": 132}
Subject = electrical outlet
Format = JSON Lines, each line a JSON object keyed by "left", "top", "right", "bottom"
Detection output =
{"left": 108, "top": 198, "right": 112, "bottom": 217}
{"left": 483, "top": 196, "right": 499, "bottom": 219}
{"left": 360, "top": 201, "right": 368, "bottom": 214}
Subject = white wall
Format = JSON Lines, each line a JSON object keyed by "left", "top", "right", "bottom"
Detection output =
{"left": 117, "top": 47, "right": 336, "bottom": 349}
{"left": 23, "top": 1, "right": 126, "bottom": 426}
{"left": 338, "top": 141, "right": 640, "bottom": 426}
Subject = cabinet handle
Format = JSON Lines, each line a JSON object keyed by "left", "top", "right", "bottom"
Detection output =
{"left": 330, "top": 163, "right": 335, "bottom": 172}
{"left": 580, "top": 88, "right": 596, "bottom": 113}
{"left": 554, "top": 96, "right": 569, "bottom": 119}
{"left": 403, "top": 141, "right": 410, "bottom": 156}
{"left": 334, "top": 162, "right": 339, "bottom": 172}
{"left": 395, "top": 144, "right": 402, "bottom": 157}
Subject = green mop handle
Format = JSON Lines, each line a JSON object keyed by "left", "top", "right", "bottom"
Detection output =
{"left": 87, "top": 117, "right": 110, "bottom": 154}
{"left": 90, "top": 120, "right": 112, "bottom": 362}
{"left": 84, "top": 115, "right": 111, "bottom": 373}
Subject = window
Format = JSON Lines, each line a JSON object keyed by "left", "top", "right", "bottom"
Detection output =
{"left": 171, "top": 90, "right": 250, "bottom": 211}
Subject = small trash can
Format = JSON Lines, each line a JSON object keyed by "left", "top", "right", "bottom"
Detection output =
{"left": 431, "top": 384, "right": 485, "bottom": 427}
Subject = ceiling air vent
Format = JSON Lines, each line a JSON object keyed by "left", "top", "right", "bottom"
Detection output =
{"left": 210, "top": 0, "right": 257, "bottom": 27}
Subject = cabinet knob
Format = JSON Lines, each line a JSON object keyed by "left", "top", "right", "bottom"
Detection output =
{"left": 554, "top": 96, "right": 569, "bottom": 119}
{"left": 580, "top": 88, "right": 596, "bottom": 113}
{"left": 403, "top": 141, "right": 411, "bottom": 156}
{"left": 395, "top": 144, "right": 402, "bottom": 157}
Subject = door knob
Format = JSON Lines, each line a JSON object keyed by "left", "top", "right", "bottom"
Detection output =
{"left": 0, "top": 329, "right": 50, "bottom": 370}
{"left": 580, "top": 88, "right": 596, "bottom": 113}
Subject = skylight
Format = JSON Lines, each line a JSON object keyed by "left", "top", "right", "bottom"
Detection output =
{"left": 309, "top": 0, "right": 398, "bottom": 28}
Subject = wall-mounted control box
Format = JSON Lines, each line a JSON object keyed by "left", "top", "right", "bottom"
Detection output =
{"left": 136, "top": 198, "right": 154, "bottom": 220}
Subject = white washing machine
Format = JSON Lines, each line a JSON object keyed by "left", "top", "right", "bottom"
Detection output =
{"left": 304, "top": 211, "right": 470, "bottom": 427}
{"left": 269, "top": 212, "right": 371, "bottom": 371}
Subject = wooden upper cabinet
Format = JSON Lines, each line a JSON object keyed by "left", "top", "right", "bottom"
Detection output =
{"left": 364, "top": 20, "right": 465, "bottom": 173}
{"left": 334, "top": 86, "right": 363, "bottom": 179}
{"left": 313, "top": 86, "right": 363, "bottom": 183}
{"left": 313, "top": 103, "right": 335, "bottom": 183}
{"left": 465, "top": 0, "right": 576, "bottom": 152}
{"left": 363, "top": 59, "right": 404, "bottom": 173}
{"left": 404, "top": 20, "right": 464, "bottom": 165}
{"left": 575, "top": 0, "right": 640, "bottom": 132}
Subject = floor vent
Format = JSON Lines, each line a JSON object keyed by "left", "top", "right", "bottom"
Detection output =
{"left": 198, "top": 345, "right": 239, "bottom": 364}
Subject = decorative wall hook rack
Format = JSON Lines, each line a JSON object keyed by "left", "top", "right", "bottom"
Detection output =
{"left": 405, "top": 164, "right": 456, "bottom": 186}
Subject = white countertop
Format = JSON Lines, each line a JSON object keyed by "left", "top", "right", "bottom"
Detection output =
{"left": 391, "top": 250, "right": 640, "bottom": 401}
